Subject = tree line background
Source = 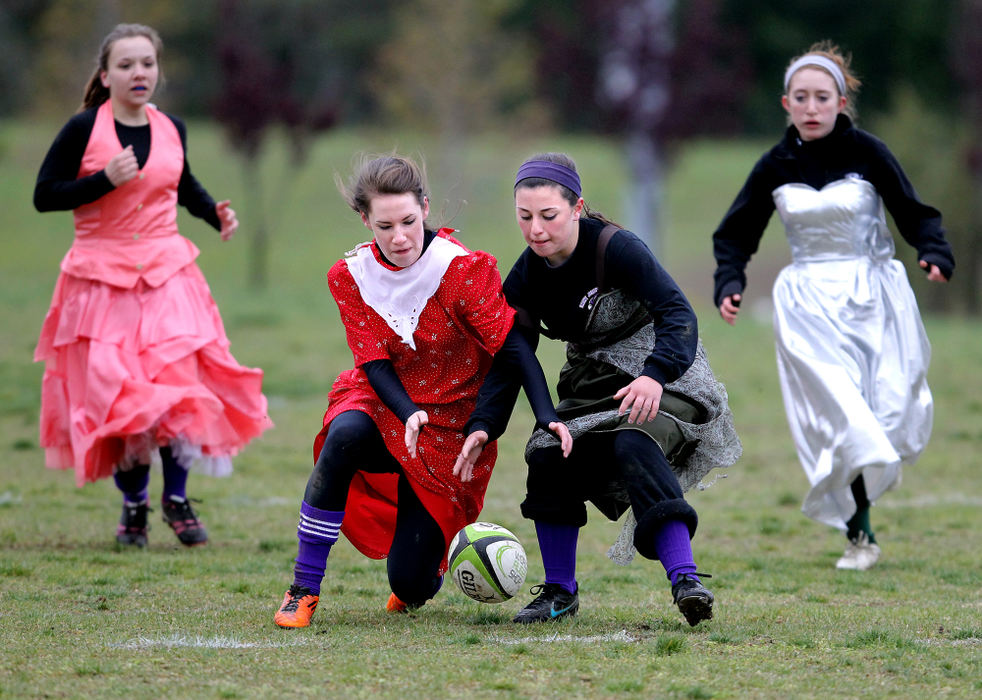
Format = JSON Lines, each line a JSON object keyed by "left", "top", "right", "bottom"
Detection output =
{"left": 2, "top": 0, "right": 979, "bottom": 312}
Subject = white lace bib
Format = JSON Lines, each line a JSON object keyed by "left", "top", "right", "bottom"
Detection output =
{"left": 344, "top": 236, "right": 468, "bottom": 350}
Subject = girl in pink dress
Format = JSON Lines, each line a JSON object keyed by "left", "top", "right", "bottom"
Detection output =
{"left": 274, "top": 154, "right": 570, "bottom": 628}
{"left": 33, "top": 24, "right": 272, "bottom": 547}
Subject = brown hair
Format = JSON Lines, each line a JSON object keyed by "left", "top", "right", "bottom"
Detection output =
{"left": 785, "top": 41, "right": 862, "bottom": 118}
{"left": 515, "top": 152, "right": 622, "bottom": 229}
{"left": 335, "top": 154, "right": 429, "bottom": 220}
{"left": 80, "top": 23, "right": 164, "bottom": 112}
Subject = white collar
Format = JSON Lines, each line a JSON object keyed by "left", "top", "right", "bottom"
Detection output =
{"left": 344, "top": 235, "right": 468, "bottom": 350}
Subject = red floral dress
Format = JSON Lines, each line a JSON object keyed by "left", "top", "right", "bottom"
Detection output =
{"left": 313, "top": 230, "right": 515, "bottom": 567}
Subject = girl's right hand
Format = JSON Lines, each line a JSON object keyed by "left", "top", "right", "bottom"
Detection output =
{"left": 719, "top": 293, "right": 741, "bottom": 325}
{"left": 104, "top": 145, "right": 139, "bottom": 187}
{"left": 453, "top": 430, "right": 488, "bottom": 483}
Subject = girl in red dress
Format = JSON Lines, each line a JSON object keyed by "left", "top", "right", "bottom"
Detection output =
{"left": 33, "top": 24, "right": 271, "bottom": 548}
{"left": 274, "top": 155, "right": 569, "bottom": 628}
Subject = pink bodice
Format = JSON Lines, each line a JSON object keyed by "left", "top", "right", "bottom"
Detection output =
{"left": 62, "top": 100, "right": 199, "bottom": 288}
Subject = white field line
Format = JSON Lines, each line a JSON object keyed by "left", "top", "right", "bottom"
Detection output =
{"left": 491, "top": 629, "right": 637, "bottom": 645}
{"left": 917, "top": 637, "right": 982, "bottom": 647}
{"left": 0, "top": 491, "right": 23, "bottom": 505}
{"left": 113, "top": 634, "right": 302, "bottom": 650}
{"left": 220, "top": 496, "right": 294, "bottom": 507}
{"left": 879, "top": 494, "right": 982, "bottom": 508}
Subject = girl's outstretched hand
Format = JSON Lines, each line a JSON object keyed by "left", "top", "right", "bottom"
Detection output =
{"left": 919, "top": 260, "right": 948, "bottom": 283}
{"left": 548, "top": 421, "right": 573, "bottom": 457}
{"left": 719, "top": 293, "right": 741, "bottom": 325}
{"left": 216, "top": 200, "right": 239, "bottom": 241}
{"left": 404, "top": 410, "right": 429, "bottom": 458}
{"left": 614, "top": 375, "right": 663, "bottom": 425}
{"left": 453, "top": 430, "right": 488, "bottom": 483}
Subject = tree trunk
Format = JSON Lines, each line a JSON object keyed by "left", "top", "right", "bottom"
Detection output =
{"left": 966, "top": 169, "right": 982, "bottom": 314}
{"left": 624, "top": 129, "right": 664, "bottom": 257}
{"left": 244, "top": 157, "right": 268, "bottom": 290}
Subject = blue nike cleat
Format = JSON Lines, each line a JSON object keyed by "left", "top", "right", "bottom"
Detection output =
{"left": 512, "top": 583, "right": 579, "bottom": 623}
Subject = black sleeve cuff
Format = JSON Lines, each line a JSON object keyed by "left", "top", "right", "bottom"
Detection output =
{"left": 714, "top": 280, "right": 744, "bottom": 309}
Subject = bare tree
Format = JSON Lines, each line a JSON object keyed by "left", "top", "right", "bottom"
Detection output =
{"left": 214, "top": 0, "right": 336, "bottom": 289}
{"left": 371, "top": 0, "right": 541, "bottom": 180}
{"left": 597, "top": 0, "right": 748, "bottom": 255}
{"left": 598, "top": 0, "right": 674, "bottom": 253}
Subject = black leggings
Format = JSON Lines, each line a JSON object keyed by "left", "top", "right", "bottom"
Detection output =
{"left": 305, "top": 410, "right": 444, "bottom": 606}
{"left": 520, "top": 428, "right": 697, "bottom": 560}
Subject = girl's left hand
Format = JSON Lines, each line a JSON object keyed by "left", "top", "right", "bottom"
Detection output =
{"left": 217, "top": 200, "right": 239, "bottom": 241}
{"left": 405, "top": 410, "right": 429, "bottom": 458}
{"left": 453, "top": 430, "right": 488, "bottom": 483}
{"left": 614, "top": 376, "right": 663, "bottom": 424}
{"left": 548, "top": 421, "right": 573, "bottom": 457}
{"left": 919, "top": 260, "right": 948, "bottom": 283}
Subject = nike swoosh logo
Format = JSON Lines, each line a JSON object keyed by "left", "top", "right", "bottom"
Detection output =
{"left": 550, "top": 603, "right": 575, "bottom": 618}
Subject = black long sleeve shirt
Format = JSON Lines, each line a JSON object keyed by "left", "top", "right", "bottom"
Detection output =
{"left": 712, "top": 114, "right": 954, "bottom": 308}
{"left": 466, "top": 217, "right": 698, "bottom": 439}
{"left": 361, "top": 229, "right": 557, "bottom": 431}
{"left": 34, "top": 106, "right": 221, "bottom": 231}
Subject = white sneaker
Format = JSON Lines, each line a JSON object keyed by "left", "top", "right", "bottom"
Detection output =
{"left": 836, "top": 532, "right": 881, "bottom": 570}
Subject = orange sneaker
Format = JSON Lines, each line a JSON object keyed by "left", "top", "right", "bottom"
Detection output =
{"left": 274, "top": 584, "right": 319, "bottom": 628}
{"left": 386, "top": 592, "right": 408, "bottom": 613}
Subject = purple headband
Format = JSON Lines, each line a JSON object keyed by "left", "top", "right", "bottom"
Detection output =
{"left": 514, "top": 160, "right": 582, "bottom": 197}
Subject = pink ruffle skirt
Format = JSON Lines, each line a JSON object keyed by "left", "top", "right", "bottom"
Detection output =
{"left": 34, "top": 263, "right": 272, "bottom": 486}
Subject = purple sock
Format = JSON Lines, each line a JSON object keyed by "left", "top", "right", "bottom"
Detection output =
{"left": 293, "top": 501, "right": 344, "bottom": 596}
{"left": 535, "top": 521, "right": 579, "bottom": 594}
{"left": 654, "top": 519, "right": 699, "bottom": 586}
{"left": 113, "top": 464, "right": 150, "bottom": 504}
{"left": 160, "top": 447, "right": 188, "bottom": 502}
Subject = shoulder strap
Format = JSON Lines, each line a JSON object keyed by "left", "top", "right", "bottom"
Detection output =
{"left": 595, "top": 224, "right": 619, "bottom": 293}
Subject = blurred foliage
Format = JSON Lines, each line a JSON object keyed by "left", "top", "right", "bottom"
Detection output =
{"left": 2, "top": 0, "right": 977, "bottom": 310}
{"left": 872, "top": 88, "right": 974, "bottom": 313}
{"left": 0, "top": 0, "right": 965, "bottom": 132}
{"left": 372, "top": 0, "right": 546, "bottom": 136}
{"left": 719, "top": 0, "right": 960, "bottom": 135}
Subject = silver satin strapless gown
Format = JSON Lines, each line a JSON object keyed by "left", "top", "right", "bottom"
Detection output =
{"left": 771, "top": 176, "right": 932, "bottom": 529}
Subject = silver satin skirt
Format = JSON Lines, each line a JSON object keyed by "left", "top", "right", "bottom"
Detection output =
{"left": 771, "top": 179, "right": 933, "bottom": 529}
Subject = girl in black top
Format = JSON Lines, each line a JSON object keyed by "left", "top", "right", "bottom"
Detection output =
{"left": 712, "top": 43, "right": 954, "bottom": 571}
{"left": 458, "top": 153, "right": 741, "bottom": 626}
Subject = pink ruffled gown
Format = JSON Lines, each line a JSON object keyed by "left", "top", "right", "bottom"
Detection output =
{"left": 35, "top": 100, "right": 272, "bottom": 486}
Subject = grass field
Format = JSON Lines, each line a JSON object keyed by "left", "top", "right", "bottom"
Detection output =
{"left": 1, "top": 121, "right": 980, "bottom": 699}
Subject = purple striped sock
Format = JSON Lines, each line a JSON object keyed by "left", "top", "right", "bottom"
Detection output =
{"left": 160, "top": 447, "right": 188, "bottom": 502}
{"left": 535, "top": 521, "right": 579, "bottom": 594}
{"left": 654, "top": 519, "right": 699, "bottom": 586}
{"left": 293, "top": 501, "right": 345, "bottom": 596}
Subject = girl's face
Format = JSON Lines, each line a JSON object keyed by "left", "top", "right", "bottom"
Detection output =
{"left": 781, "top": 67, "right": 846, "bottom": 141}
{"left": 101, "top": 35, "right": 159, "bottom": 113}
{"left": 361, "top": 192, "right": 429, "bottom": 268}
{"left": 515, "top": 184, "right": 583, "bottom": 266}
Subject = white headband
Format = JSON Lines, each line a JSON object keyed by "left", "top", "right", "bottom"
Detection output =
{"left": 783, "top": 55, "right": 846, "bottom": 96}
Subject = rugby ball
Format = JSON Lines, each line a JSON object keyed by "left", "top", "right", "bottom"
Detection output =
{"left": 448, "top": 522, "right": 527, "bottom": 603}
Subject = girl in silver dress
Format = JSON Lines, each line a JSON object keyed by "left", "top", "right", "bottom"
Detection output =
{"left": 712, "top": 42, "right": 954, "bottom": 570}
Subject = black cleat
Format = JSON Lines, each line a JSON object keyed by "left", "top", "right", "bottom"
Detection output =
{"left": 116, "top": 501, "right": 149, "bottom": 547}
{"left": 512, "top": 583, "right": 579, "bottom": 624}
{"left": 160, "top": 496, "right": 208, "bottom": 546}
{"left": 672, "top": 573, "right": 714, "bottom": 626}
